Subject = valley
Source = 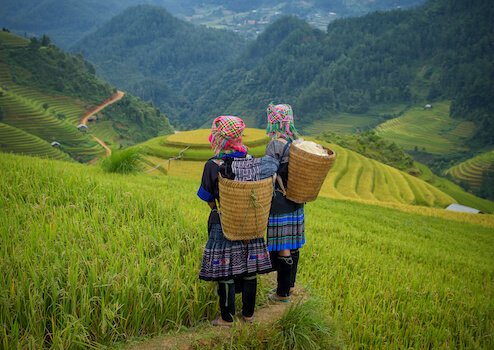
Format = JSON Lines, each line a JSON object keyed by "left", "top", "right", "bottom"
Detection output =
{"left": 0, "top": 1, "right": 493, "bottom": 348}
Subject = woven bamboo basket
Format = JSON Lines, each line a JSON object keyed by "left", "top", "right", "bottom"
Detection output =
{"left": 218, "top": 174, "right": 275, "bottom": 241}
{"left": 286, "top": 143, "right": 335, "bottom": 203}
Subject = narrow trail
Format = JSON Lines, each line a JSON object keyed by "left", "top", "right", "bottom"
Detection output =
{"left": 125, "top": 275, "right": 308, "bottom": 350}
{"left": 80, "top": 90, "right": 125, "bottom": 156}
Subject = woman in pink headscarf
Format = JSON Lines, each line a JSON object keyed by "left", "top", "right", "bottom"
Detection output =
{"left": 197, "top": 116, "right": 272, "bottom": 327}
{"left": 264, "top": 103, "right": 305, "bottom": 303}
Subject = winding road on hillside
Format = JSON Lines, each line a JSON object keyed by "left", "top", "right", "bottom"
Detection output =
{"left": 80, "top": 90, "right": 125, "bottom": 156}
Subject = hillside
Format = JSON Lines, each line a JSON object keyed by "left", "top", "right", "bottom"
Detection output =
{"left": 446, "top": 150, "right": 494, "bottom": 199}
{"left": 187, "top": 0, "right": 494, "bottom": 149}
{"left": 0, "top": 31, "right": 174, "bottom": 162}
{"left": 0, "top": 0, "right": 427, "bottom": 48}
{"left": 1, "top": 151, "right": 492, "bottom": 349}
{"left": 69, "top": 5, "right": 249, "bottom": 125}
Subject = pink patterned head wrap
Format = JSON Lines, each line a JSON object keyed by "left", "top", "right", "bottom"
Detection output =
{"left": 266, "top": 103, "right": 299, "bottom": 141}
{"left": 208, "top": 116, "right": 248, "bottom": 156}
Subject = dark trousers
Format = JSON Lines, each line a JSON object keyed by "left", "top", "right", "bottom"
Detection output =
{"left": 270, "top": 249, "right": 300, "bottom": 297}
{"left": 217, "top": 276, "right": 257, "bottom": 322}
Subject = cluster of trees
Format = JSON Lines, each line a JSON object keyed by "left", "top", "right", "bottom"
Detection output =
{"left": 8, "top": 36, "right": 114, "bottom": 104}
{"left": 100, "top": 94, "right": 174, "bottom": 143}
{"left": 317, "top": 130, "right": 414, "bottom": 171}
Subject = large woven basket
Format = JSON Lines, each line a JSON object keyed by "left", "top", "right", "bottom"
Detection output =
{"left": 286, "top": 143, "right": 335, "bottom": 203}
{"left": 218, "top": 174, "right": 275, "bottom": 241}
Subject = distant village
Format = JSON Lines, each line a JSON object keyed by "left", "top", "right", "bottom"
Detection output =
{"left": 184, "top": 7, "right": 338, "bottom": 38}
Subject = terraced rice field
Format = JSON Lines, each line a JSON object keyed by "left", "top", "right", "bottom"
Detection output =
{"left": 303, "top": 114, "right": 373, "bottom": 134}
{"left": 376, "top": 102, "right": 472, "bottom": 154}
{"left": 90, "top": 120, "right": 121, "bottom": 147}
{"left": 0, "top": 31, "right": 29, "bottom": 47}
{"left": 0, "top": 123, "right": 72, "bottom": 161}
{"left": 0, "top": 63, "right": 88, "bottom": 124}
{"left": 1, "top": 90, "right": 97, "bottom": 144}
{"left": 446, "top": 150, "right": 494, "bottom": 187}
{"left": 142, "top": 128, "right": 271, "bottom": 160}
{"left": 0, "top": 64, "right": 104, "bottom": 160}
{"left": 141, "top": 130, "right": 456, "bottom": 208}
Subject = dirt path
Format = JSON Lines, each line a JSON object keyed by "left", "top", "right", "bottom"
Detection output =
{"left": 124, "top": 275, "right": 307, "bottom": 350}
{"left": 81, "top": 90, "right": 125, "bottom": 156}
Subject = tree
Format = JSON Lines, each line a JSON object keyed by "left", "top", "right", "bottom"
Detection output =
{"left": 41, "top": 34, "right": 51, "bottom": 47}
{"left": 480, "top": 163, "right": 494, "bottom": 200}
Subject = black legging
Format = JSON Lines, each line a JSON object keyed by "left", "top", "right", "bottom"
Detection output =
{"left": 217, "top": 276, "right": 257, "bottom": 322}
{"left": 270, "top": 249, "right": 300, "bottom": 297}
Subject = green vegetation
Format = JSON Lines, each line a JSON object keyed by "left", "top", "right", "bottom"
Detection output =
{"left": 1, "top": 152, "right": 492, "bottom": 349}
{"left": 316, "top": 130, "right": 414, "bottom": 172}
{"left": 188, "top": 0, "right": 494, "bottom": 144}
{"left": 70, "top": 4, "right": 248, "bottom": 123}
{"left": 7, "top": 36, "right": 114, "bottom": 104}
{"left": 99, "top": 147, "right": 145, "bottom": 174}
{"left": 0, "top": 32, "right": 174, "bottom": 162}
{"left": 99, "top": 94, "right": 174, "bottom": 144}
{"left": 375, "top": 102, "right": 473, "bottom": 154}
{"left": 191, "top": 299, "right": 343, "bottom": 349}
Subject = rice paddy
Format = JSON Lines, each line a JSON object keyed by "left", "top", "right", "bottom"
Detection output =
{"left": 0, "top": 60, "right": 107, "bottom": 161}
{"left": 375, "top": 102, "right": 473, "bottom": 154}
{"left": 446, "top": 150, "right": 494, "bottom": 187}
{"left": 1, "top": 151, "right": 492, "bottom": 349}
{"left": 140, "top": 130, "right": 457, "bottom": 209}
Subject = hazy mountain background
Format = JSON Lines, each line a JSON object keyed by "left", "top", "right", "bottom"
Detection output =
{"left": 0, "top": 0, "right": 427, "bottom": 48}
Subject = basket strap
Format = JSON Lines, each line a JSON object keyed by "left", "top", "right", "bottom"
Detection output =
{"left": 275, "top": 140, "right": 291, "bottom": 196}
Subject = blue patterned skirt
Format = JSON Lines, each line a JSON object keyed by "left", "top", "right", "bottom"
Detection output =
{"left": 267, "top": 208, "right": 305, "bottom": 251}
{"left": 199, "top": 224, "right": 273, "bottom": 281}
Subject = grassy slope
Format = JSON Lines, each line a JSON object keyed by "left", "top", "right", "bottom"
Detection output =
{"left": 375, "top": 101, "right": 474, "bottom": 154}
{"left": 446, "top": 150, "right": 494, "bottom": 187}
{"left": 1, "top": 151, "right": 492, "bottom": 349}
{"left": 0, "top": 33, "right": 106, "bottom": 161}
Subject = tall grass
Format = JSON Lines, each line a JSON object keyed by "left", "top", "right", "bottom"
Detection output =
{"left": 99, "top": 147, "right": 145, "bottom": 174}
{"left": 303, "top": 197, "right": 494, "bottom": 349}
{"left": 0, "top": 153, "right": 217, "bottom": 348}
{"left": 1, "top": 152, "right": 493, "bottom": 349}
{"left": 189, "top": 299, "right": 344, "bottom": 350}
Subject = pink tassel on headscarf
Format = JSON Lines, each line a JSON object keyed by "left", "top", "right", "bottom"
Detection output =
{"left": 266, "top": 103, "right": 299, "bottom": 141}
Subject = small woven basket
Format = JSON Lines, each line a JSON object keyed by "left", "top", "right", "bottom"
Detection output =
{"left": 218, "top": 174, "right": 275, "bottom": 241}
{"left": 286, "top": 143, "right": 335, "bottom": 203}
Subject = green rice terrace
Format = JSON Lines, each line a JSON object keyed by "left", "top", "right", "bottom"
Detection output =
{"left": 0, "top": 84, "right": 104, "bottom": 161}
{"left": 375, "top": 102, "right": 474, "bottom": 154}
{"left": 0, "top": 31, "right": 125, "bottom": 162}
{"left": 1, "top": 149, "right": 493, "bottom": 349}
{"left": 447, "top": 150, "right": 494, "bottom": 187}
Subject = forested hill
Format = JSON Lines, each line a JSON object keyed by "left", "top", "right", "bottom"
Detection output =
{"left": 70, "top": 5, "right": 249, "bottom": 125}
{"left": 0, "top": 31, "right": 174, "bottom": 162}
{"left": 1, "top": 0, "right": 426, "bottom": 48}
{"left": 190, "top": 0, "right": 494, "bottom": 149}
